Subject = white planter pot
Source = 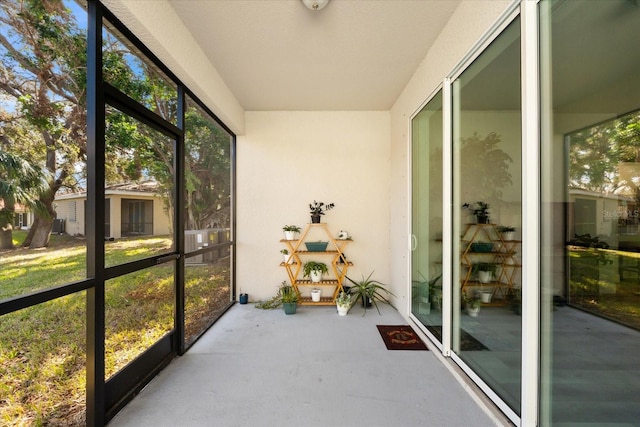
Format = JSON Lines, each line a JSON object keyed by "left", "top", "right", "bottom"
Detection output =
{"left": 310, "top": 288, "right": 322, "bottom": 302}
{"left": 467, "top": 306, "right": 480, "bottom": 317}
{"left": 478, "top": 271, "right": 492, "bottom": 283}
{"left": 480, "top": 291, "right": 492, "bottom": 303}
{"left": 282, "top": 254, "right": 292, "bottom": 264}
{"left": 310, "top": 270, "right": 322, "bottom": 283}
{"left": 501, "top": 231, "right": 514, "bottom": 241}
{"left": 284, "top": 231, "right": 297, "bottom": 240}
{"left": 419, "top": 301, "right": 431, "bottom": 315}
{"left": 337, "top": 304, "right": 349, "bottom": 316}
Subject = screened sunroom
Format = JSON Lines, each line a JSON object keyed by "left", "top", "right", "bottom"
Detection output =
{"left": 1, "top": 1, "right": 639, "bottom": 426}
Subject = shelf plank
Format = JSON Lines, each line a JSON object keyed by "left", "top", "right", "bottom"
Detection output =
{"left": 295, "top": 280, "right": 339, "bottom": 286}
{"left": 295, "top": 250, "right": 339, "bottom": 254}
{"left": 298, "top": 296, "right": 336, "bottom": 306}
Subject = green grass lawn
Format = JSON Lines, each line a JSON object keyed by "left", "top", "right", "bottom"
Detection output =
{"left": 569, "top": 246, "right": 640, "bottom": 330}
{"left": 0, "top": 233, "right": 230, "bottom": 426}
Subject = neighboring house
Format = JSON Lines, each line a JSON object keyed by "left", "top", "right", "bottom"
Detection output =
{"left": 0, "top": 201, "right": 34, "bottom": 230}
{"left": 54, "top": 181, "right": 171, "bottom": 239}
{"left": 568, "top": 187, "right": 636, "bottom": 242}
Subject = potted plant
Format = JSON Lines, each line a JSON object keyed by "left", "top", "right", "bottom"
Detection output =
{"left": 463, "top": 201, "right": 490, "bottom": 224}
{"left": 497, "top": 225, "right": 515, "bottom": 241}
{"left": 428, "top": 274, "right": 442, "bottom": 310}
{"left": 336, "top": 291, "right": 351, "bottom": 316}
{"left": 472, "top": 262, "right": 497, "bottom": 284}
{"left": 346, "top": 271, "right": 395, "bottom": 315}
{"left": 303, "top": 261, "right": 328, "bottom": 283}
{"left": 279, "top": 282, "right": 299, "bottom": 315}
{"left": 309, "top": 200, "right": 335, "bottom": 223}
{"left": 510, "top": 290, "right": 522, "bottom": 315}
{"left": 282, "top": 225, "right": 301, "bottom": 240}
{"left": 472, "top": 262, "right": 496, "bottom": 302}
{"left": 280, "top": 248, "right": 293, "bottom": 264}
{"left": 465, "top": 293, "right": 481, "bottom": 317}
{"left": 310, "top": 288, "right": 322, "bottom": 302}
{"left": 254, "top": 281, "right": 299, "bottom": 312}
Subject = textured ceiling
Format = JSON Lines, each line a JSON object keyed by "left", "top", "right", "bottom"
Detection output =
{"left": 168, "top": 0, "right": 461, "bottom": 111}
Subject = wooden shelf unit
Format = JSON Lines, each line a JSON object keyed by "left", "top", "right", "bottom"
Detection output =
{"left": 280, "top": 223, "right": 352, "bottom": 306}
{"left": 460, "top": 223, "right": 520, "bottom": 305}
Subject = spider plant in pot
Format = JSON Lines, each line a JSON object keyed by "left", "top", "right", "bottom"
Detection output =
{"left": 282, "top": 224, "right": 301, "bottom": 240}
{"left": 345, "top": 271, "right": 394, "bottom": 315}
{"left": 309, "top": 200, "right": 335, "bottom": 223}
{"left": 303, "top": 261, "right": 328, "bottom": 283}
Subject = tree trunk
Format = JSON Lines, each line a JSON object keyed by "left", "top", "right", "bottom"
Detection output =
{"left": 28, "top": 217, "right": 53, "bottom": 248}
{"left": 0, "top": 222, "right": 14, "bottom": 250}
{"left": 0, "top": 203, "right": 15, "bottom": 249}
{"left": 23, "top": 181, "right": 59, "bottom": 249}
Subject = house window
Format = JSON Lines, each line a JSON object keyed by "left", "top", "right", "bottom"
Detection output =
{"left": 69, "top": 201, "right": 77, "bottom": 222}
{"left": 121, "top": 199, "right": 153, "bottom": 236}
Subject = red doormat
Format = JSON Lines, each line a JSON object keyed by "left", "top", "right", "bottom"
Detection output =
{"left": 376, "top": 325, "right": 428, "bottom": 351}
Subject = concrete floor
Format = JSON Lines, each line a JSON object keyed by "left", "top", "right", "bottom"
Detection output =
{"left": 109, "top": 302, "right": 508, "bottom": 427}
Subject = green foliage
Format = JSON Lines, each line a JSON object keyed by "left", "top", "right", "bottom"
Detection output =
{"left": 279, "top": 282, "right": 298, "bottom": 303}
{"left": 282, "top": 225, "right": 301, "bottom": 232}
{"left": 184, "top": 102, "right": 232, "bottom": 229}
{"left": 460, "top": 132, "right": 512, "bottom": 201}
{"left": 471, "top": 262, "right": 498, "bottom": 274}
{"left": 309, "top": 200, "right": 334, "bottom": 216}
{"left": 463, "top": 201, "right": 490, "bottom": 221}
{"left": 464, "top": 293, "right": 481, "bottom": 310}
{"left": 346, "top": 271, "right": 394, "bottom": 315}
{"left": 303, "top": 261, "right": 328, "bottom": 277}
{"left": 255, "top": 281, "right": 299, "bottom": 308}
{"left": 568, "top": 109, "right": 640, "bottom": 195}
{"left": 336, "top": 291, "right": 352, "bottom": 307}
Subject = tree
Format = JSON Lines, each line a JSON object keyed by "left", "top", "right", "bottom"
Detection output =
{"left": 459, "top": 131, "right": 513, "bottom": 203}
{"left": 0, "top": 0, "right": 231, "bottom": 249}
{"left": 0, "top": 0, "right": 86, "bottom": 248}
{"left": 0, "top": 148, "right": 49, "bottom": 249}
{"left": 184, "top": 104, "right": 231, "bottom": 230}
{"left": 568, "top": 110, "right": 640, "bottom": 196}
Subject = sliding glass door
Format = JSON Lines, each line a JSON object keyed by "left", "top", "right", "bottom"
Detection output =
{"left": 411, "top": 91, "right": 444, "bottom": 344}
{"left": 539, "top": 0, "right": 640, "bottom": 424}
{"left": 451, "top": 16, "right": 523, "bottom": 417}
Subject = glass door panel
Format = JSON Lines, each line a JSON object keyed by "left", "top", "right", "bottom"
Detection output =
{"left": 452, "top": 17, "right": 522, "bottom": 414}
{"left": 411, "top": 90, "right": 444, "bottom": 340}
{"left": 540, "top": 1, "right": 640, "bottom": 424}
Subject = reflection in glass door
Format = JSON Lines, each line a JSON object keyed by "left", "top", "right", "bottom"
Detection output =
{"left": 451, "top": 16, "right": 522, "bottom": 417}
{"left": 540, "top": 2, "right": 640, "bottom": 422}
{"left": 411, "top": 91, "right": 444, "bottom": 342}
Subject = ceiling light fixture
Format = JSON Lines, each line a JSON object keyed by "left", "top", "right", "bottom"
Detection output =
{"left": 302, "top": 0, "right": 330, "bottom": 11}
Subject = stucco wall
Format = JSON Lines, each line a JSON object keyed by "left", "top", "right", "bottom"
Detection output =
{"left": 102, "top": 0, "right": 515, "bottom": 309}
{"left": 389, "top": 0, "right": 513, "bottom": 316}
{"left": 237, "top": 111, "right": 390, "bottom": 301}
